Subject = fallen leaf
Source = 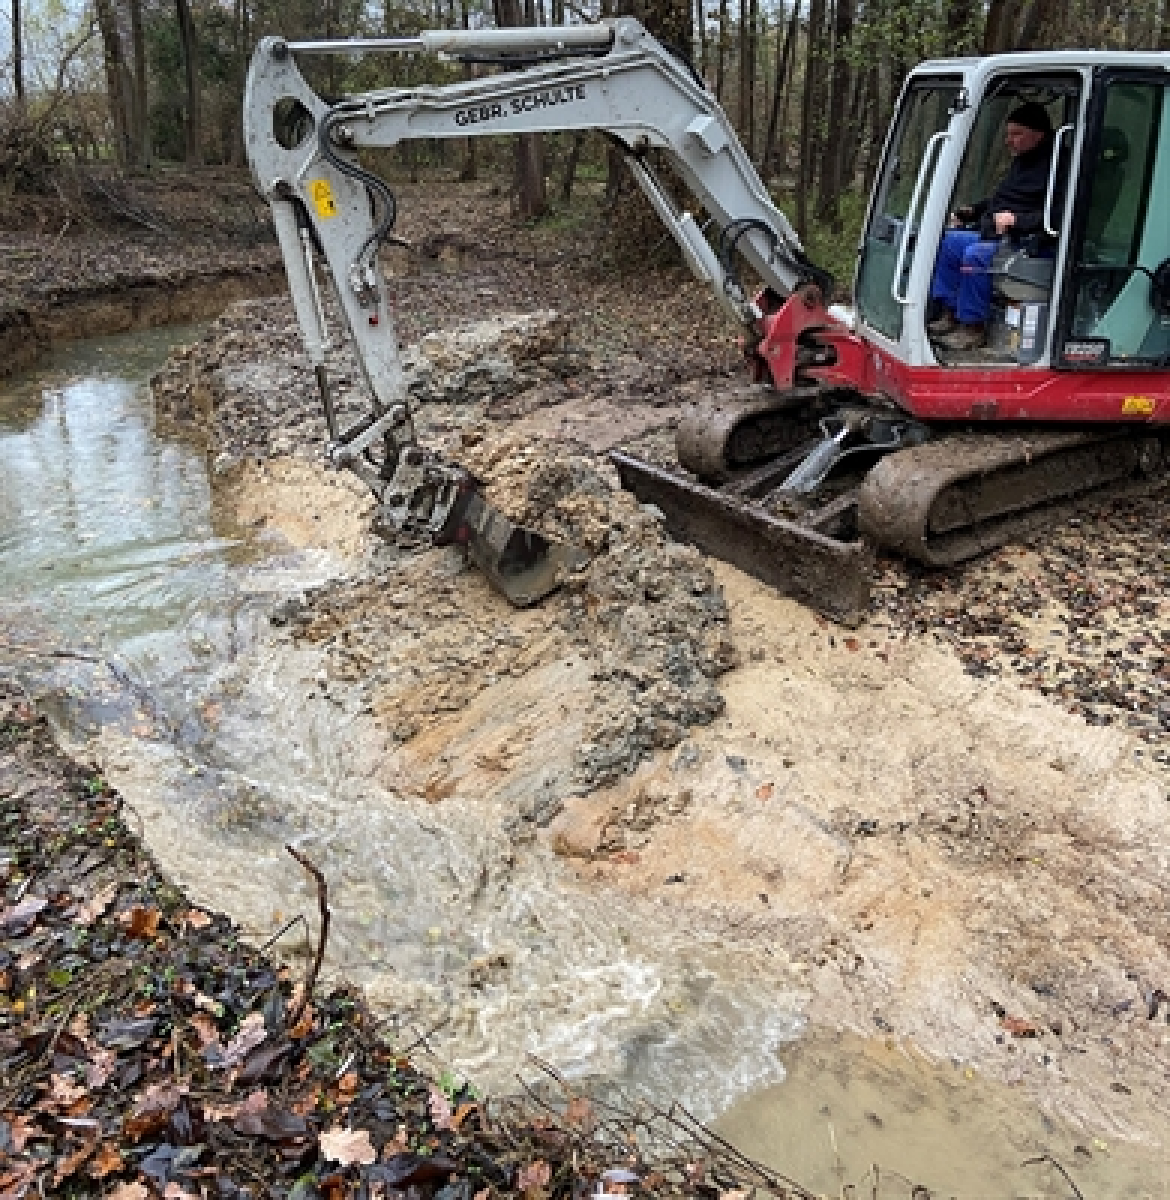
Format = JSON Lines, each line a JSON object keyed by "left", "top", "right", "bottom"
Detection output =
{"left": 97, "top": 1016, "right": 156, "bottom": 1050}
{"left": 289, "top": 1003, "right": 315, "bottom": 1039}
{"left": 123, "top": 905, "right": 161, "bottom": 939}
{"left": 85, "top": 1048, "right": 118, "bottom": 1089}
{"left": 53, "top": 1137, "right": 98, "bottom": 1186}
{"left": 452, "top": 1101, "right": 479, "bottom": 1131}
{"left": 183, "top": 908, "right": 212, "bottom": 928}
{"left": 754, "top": 782, "right": 774, "bottom": 801}
{"left": 8, "top": 1115, "right": 37, "bottom": 1151}
{"left": 336, "top": 1070, "right": 359, "bottom": 1104}
{"left": 0, "top": 894, "right": 47, "bottom": 933}
{"left": 188, "top": 1012, "right": 222, "bottom": 1050}
{"left": 1000, "top": 1015, "right": 1040, "bottom": 1037}
{"left": 164, "top": 1185, "right": 200, "bottom": 1200}
{"left": 88, "top": 1141, "right": 125, "bottom": 1178}
{"left": 565, "top": 1096, "right": 594, "bottom": 1129}
{"left": 428, "top": 1084, "right": 454, "bottom": 1130}
{"left": 517, "top": 1159, "right": 552, "bottom": 1195}
{"left": 48, "top": 1073, "right": 87, "bottom": 1107}
{"left": 75, "top": 882, "right": 120, "bottom": 925}
{"left": 193, "top": 992, "right": 223, "bottom": 1017}
{"left": 210, "top": 1010, "right": 266, "bottom": 1068}
{"left": 123, "top": 1083, "right": 185, "bottom": 1142}
{"left": 319, "top": 1125, "right": 377, "bottom": 1166}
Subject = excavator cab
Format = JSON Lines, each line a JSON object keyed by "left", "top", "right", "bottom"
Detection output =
{"left": 855, "top": 55, "right": 1170, "bottom": 376}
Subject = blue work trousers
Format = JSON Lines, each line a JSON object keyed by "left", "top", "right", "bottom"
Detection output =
{"left": 930, "top": 231, "right": 997, "bottom": 324}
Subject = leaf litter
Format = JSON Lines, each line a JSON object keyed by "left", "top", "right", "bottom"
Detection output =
{"left": 0, "top": 683, "right": 821, "bottom": 1198}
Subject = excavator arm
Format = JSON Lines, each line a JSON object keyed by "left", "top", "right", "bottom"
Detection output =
{"left": 242, "top": 19, "right": 842, "bottom": 605}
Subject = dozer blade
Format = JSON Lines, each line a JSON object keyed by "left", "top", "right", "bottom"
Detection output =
{"left": 610, "top": 451, "right": 873, "bottom": 626}
{"left": 428, "top": 470, "right": 589, "bottom": 607}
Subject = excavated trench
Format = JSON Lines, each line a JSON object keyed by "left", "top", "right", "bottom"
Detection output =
{"left": 3, "top": 294, "right": 1170, "bottom": 1195}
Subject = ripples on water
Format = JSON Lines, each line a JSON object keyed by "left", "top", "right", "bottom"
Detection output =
{"left": 3, "top": 327, "right": 1165, "bottom": 1194}
{"left": 0, "top": 326, "right": 804, "bottom": 1120}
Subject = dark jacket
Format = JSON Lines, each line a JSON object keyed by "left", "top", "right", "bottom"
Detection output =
{"left": 970, "top": 138, "right": 1055, "bottom": 240}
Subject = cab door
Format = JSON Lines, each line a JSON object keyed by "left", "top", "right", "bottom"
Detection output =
{"left": 1056, "top": 71, "right": 1170, "bottom": 368}
{"left": 855, "top": 78, "right": 962, "bottom": 347}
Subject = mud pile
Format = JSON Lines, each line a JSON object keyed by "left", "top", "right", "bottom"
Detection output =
{"left": 153, "top": 299, "right": 735, "bottom": 791}
{"left": 287, "top": 432, "right": 735, "bottom": 790}
{"left": 151, "top": 298, "right": 578, "bottom": 471}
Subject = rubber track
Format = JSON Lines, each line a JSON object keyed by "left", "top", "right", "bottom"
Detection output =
{"left": 857, "top": 430, "right": 1164, "bottom": 566}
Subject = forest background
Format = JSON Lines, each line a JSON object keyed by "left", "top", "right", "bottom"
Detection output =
{"left": 3, "top": 0, "right": 1170, "bottom": 279}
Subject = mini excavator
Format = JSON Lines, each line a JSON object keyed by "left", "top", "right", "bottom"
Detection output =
{"left": 244, "top": 23, "right": 1170, "bottom": 622}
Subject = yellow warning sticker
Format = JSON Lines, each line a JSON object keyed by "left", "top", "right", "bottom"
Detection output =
{"left": 1121, "top": 395, "right": 1156, "bottom": 416}
{"left": 309, "top": 178, "right": 337, "bottom": 219}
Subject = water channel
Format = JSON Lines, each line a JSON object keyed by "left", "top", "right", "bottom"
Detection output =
{"left": 1, "top": 326, "right": 1165, "bottom": 1197}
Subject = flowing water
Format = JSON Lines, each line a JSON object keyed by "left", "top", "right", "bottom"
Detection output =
{"left": 2, "top": 327, "right": 1166, "bottom": 1197}
{"left": 0, "top": 326, "right": 805, "bottom": 1118}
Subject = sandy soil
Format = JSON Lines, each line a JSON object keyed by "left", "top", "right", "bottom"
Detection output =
{"left": 134, "top": 170, "right": 1170, "bottom": 1165}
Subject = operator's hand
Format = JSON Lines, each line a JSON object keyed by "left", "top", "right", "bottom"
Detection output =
{"left": 992, "top": 210, "right": 1016, "bottom": 236}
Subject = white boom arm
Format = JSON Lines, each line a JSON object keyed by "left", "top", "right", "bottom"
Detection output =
{"left": 243, "top": 20, "right": 820, "bottom": 472}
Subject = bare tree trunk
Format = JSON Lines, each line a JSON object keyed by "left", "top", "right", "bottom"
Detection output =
{"left": 176, "top": 0, "right": 203, "bottom": 165}
{"left": 738, "top": 0, "right": 750, "bottom": 146}
{"left": 761, "top": 0, "right": 799, "bottom": 183}
{"left": 815, "top": 0, "right": 852, "bottom": 228}
{"left": 695, "top": 0, "right": 708, "bottom": 78}
{"left": 129, "top": 0, "right": 150, "bottom": 165}
{"left": 94, "top": 0, "right": 131, "bottom": 164}
{"left": 715, "top": 0, "right": 729, "bottom": 102}
{"left": 982, "top": 0, "right": 1013, "bottom": 53}
{"left": 560, "top": 133, "right": 584, "bottom": 201}
{"left": 229, "top": 0, "right": 248, "bottom": 165}
{"left": 494, "top": 0, "right": 546, "bottom": 219}
{"left": 12, "top": 0, "right": 25, "bottom": 106}
{"left": 796, "top": 0, "right": 826, "bottom": 239}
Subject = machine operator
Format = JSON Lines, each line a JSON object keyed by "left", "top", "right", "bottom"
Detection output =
{"left": 928, "top": 101, "right": 1056, "bottom": 351}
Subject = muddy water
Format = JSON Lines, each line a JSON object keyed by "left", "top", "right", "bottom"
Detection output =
{"left": 716, "top": 1033, "right": 1168, "bottom": 1197}
{"left": 0, "top": 327, "right": 805, "bottom": 1119}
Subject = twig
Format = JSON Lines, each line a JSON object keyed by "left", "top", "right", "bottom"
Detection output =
{"left": 1021, "top": 1155, "right": 1085, "bottom": 1200}
{"left": 284, "top": 844, "right": 330, "bottom": 1031}
{"left": 259, "top": 912, "right": 307, "bottom": 953}
{"left": 401, "top": 1017, "right": 450, "bottom": 1057}
{"left": 0, "top": 638, "right": 102, "bottom": 663}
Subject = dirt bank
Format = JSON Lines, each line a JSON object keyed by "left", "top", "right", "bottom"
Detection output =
{"left": 0, "top": 167, "right": 283, "bottom": 378}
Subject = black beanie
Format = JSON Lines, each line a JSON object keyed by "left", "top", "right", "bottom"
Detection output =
{"left": 1007, "top": 101, "right": 1053, "bottom": 134}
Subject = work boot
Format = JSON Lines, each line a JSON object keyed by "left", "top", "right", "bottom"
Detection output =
{"left": 927, "top": 309, "right": 957, "bottom": 336}
{"left": 938, "top": 322, "right": 987, "bottom": 351}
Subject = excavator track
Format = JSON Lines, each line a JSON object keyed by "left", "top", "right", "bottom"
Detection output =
{"left": 614, "top": 423, "right": 1165, "bottom": 627}
{"left": 858, "top": 429, "right": 1166, "bottom": 566}
{"left": 676, "top": 387, "right": 825, "bottom": 481}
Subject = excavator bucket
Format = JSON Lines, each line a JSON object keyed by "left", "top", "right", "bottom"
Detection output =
{"left": 424, "top": 469, "right": 590, "bottom": 607}
{"left": 609, "top": 451, "right": 874, "bottom": 626}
